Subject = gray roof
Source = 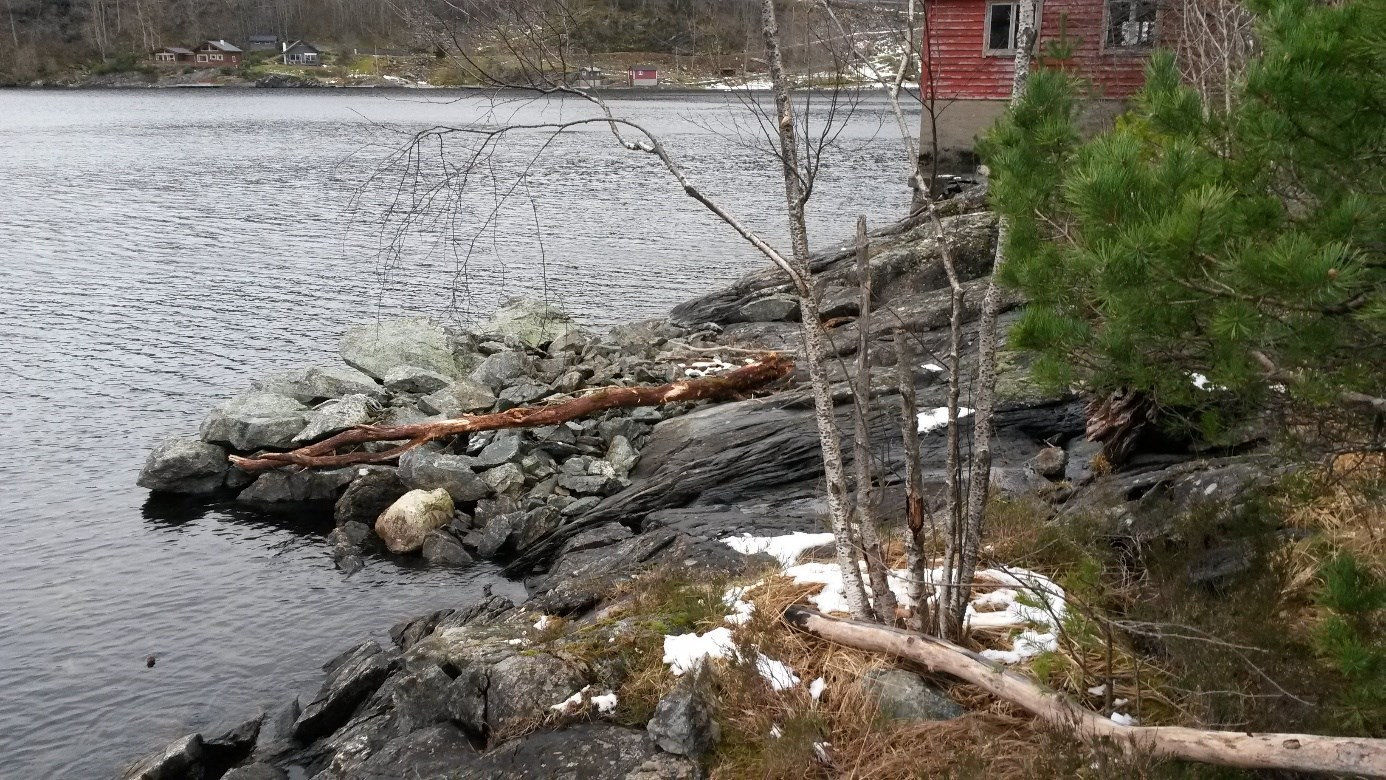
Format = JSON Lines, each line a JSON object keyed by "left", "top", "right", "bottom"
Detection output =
{"left": 285, "top": 40, "right": 321, "bottom": 53}
{"left": 248, "top": 34, "right": 278, "bottom": 42}
{"left": 161, "top": 47, "right": 194, "bottom": 55}
{"left": 204, "top": 39, "right": 243, "bottom": 53}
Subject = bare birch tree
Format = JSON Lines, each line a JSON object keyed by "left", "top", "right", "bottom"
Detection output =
{"left": 370, "top": 0, "right": 891, "bottom": 619}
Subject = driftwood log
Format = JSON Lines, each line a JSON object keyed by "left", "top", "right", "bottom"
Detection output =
{"left": 229, "top": 355, "right": 794, "bottom": 473}
{"left": 784, "top": 606, "right": 1386, "bottom": 778}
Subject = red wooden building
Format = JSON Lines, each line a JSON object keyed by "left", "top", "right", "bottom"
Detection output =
{"left": 193, "top": 40, "right": 243, "bottom": 67}
{"left": 920, "top": 0, "right": 1157, "bottom": 157}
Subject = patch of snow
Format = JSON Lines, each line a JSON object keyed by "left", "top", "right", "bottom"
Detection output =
{"left": 1113, "top": 698, "right": 1129, "bottom": 708}
{"left": 591, "top": 692, "right": 619, "bottom": 713}
{"left": 769, "top": 723, "right": 783, "bottom": 738}
{"left": 1110, "top": 712, "right": 1138, "bottom": 726}
{"left": 533, "top": 615, "right": 555, "bottom": 631}
{"left": 722, "top": 532, "right": 835, "bottom": 567}
{"left": 922, "top": 363, "right": 945, "bottom": 372}
{"left": 1190, "top": 372, "right": 1226, "bottom": 391}
{"left": 1203, "top": 482, "right": 1219, "bottom": 496}
{"left": 505, "top": 638, "right": 525, "bottom": 646}
{"left": 680, "top": 359, "right": 736, "bottom": 379}
{"left": 809, "top": 677, "right": 828, "bottom": 701}
{"left": 1087, "top": 684, "right": 1107, "bottom": 696}
{"left": 550, "top": 685, "right": 591, "bottom": 712}
{"left": 662, "top": 627, "right": 738, "bottom": 675}
{"left": 917, "top": 406, "right": 974, "bottom": 433}
{"left": 813, "top": 741, "right": 833, "bottom": 764}
{"left": 756, "top": 654, "right": 800, "bottom": 690}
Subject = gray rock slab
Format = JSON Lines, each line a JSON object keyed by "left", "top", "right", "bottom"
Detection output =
{"left": 236, "top": 468, "right": 354, "bottom": 504}
{"left": 481, "top": 298, "right": 578, "bottom": 349}
{"left": 293, "top": 394, "right": 379, "bottom": 444}
{"left": 861, "top": 668, "right": 963, "bottom": 721}
{"left": 383, "top": 365, "right": 453, "bottom": 395}
{"left": 252, "top": 364, "right": 385, "bottom": 404}
{"left": 469, "top": 351, "right": 532, "bottom": 392}
{"left": 647, "top": 678, "right": 719, "bottom": 758}
{"left": 118, "top": 733, "right": 203, "bottom": 780}
{"left": 200, "top": 392, "right": 308, "bottom": 451}
{"left": 292, "top": 641, "right": 395, "bottom": 743}
{"left": 341, "top": 318, "right": 471, "bottom": 380}
{"left": 335, "top": 468, "right": 409, "bottom": 525}
{"left": 738, "top": 293, "right": 801, "bottom": 322}
{"left": 340, "top": 723, "right": 476, "bottom": 780}
{"left": 398, "top": 449, "right": 490, "bottom": 503}
{"left": 418, "top": 379, "right": 496, "bottom": 416}
{"left": 221, "top": 764, "right": 286, "bottom": 780}
{"left": 453, "top": 723, "right": 664, "bottom": 779}
{"left": 422, "top": 530, "right": 474, "bottom": 566}
{"left": 137, "top": 436, "right": 228, "bottom": 494}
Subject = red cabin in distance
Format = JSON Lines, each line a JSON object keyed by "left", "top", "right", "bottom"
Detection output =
{"left": 920, "top": 0, "right": 1158, "bottom": 163}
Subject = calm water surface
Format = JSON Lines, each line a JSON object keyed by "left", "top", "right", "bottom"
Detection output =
{"left": 0, "top": 88, "right": 917, "bottom": 778}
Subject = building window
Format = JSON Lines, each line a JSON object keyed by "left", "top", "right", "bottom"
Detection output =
{"left": 156, "top": 53, "right": 173, "bottom": 62}
{"left": 196, "top": 54, "right": 208, "bottom": 62}
{"left": 985, "top": 2, "right": 1019, "bottom": 52}
{"left": 1105, "top": 0, "right": 1157, "bottom": 48}
{"left": 211, "top": 53, "right": 223, "bottom": 61}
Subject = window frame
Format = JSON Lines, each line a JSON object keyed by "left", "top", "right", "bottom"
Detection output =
{"left": 1101, "top": 0, "right": 1159, "bottom": 52}
{"left": 982, "top": 1, "right": 1020, "bottom": 56}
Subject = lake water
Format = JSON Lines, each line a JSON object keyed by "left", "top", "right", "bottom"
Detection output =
{"left": 0, "top": 87, "right": 918, "bottom": 778}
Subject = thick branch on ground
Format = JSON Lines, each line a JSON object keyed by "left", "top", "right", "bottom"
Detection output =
{"left": 785, "top": 607, "right": 1386, "bottom": 778}
{"left": 229, "top": 356, "right": 794, "bottom": 473}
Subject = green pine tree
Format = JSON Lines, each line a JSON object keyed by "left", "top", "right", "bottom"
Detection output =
{"left": 982, "top": 0, "right": 1384, "bottom": 441}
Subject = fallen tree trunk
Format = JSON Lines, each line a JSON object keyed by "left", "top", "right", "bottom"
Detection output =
{"left": 230, "top": 355, "right": 794, "bottom": 472}
{"left": 784, "top": 606, "right": 1386, "bottom": 778}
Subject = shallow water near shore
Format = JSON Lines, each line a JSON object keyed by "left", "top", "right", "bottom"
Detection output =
{"left": 0, "top": 88, "right": 918, "bottom": 777}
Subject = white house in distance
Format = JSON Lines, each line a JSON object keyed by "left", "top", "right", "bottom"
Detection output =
{"left": 282, "top": 41, "right": 322, "bottom": 66}
{"left": 628, "top": 65, "right": 657, "bottom": 87}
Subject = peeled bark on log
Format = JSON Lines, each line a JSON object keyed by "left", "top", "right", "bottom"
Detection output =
{"left": 784, "top": 607, "right": 1386, "bottom": 778}
{"left": 229, "top": 355, "right": 793, "bottom": 472}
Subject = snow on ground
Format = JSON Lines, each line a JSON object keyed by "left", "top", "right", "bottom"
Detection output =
{"left": 680, "top": 358, "right": 737, "bottom": 378}
{"left": 723, "top": 585, "right": 758, "bottom": 626}
{"left": 809, "top": 677, "right": 828, "bottom": 701}
{"left": 917, "top": 406, "right": 975, "bottom": 432}
{"left": 728, "top": 532, "right": 1069, "bottom": 668}
{"left": 722, "top": 532, "right": 835, "bottom": 567}
{"left": 1110, "top": 712, "right": 1138, "bottom": 726}
{"left": 922, "top": 363, "right": 946, "bottom": 372}
{"left": 756, "top": 654, "right": 801, "bottom": 690}
{"left": 534, "top": 615, "right": 555, "bottom": 631}
{"left": 663, "top": 627, "right": 738, "bottom": 675}
{"left": 550, "top": 685, "right": 620, "bottom": 715}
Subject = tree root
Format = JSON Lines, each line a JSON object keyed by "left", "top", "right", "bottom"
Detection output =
{"left": 229, "top": 354, "right": 794, "bottom": 473}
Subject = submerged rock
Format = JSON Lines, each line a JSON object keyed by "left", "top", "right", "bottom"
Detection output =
{"left": 292, "top": 640, "right": 395, "bottom": 743}
{"left": 237, "top": 468, "right": 354, "bottom": 504}
{"left": 375, "top": 489, "right": 454, "bottom": 554}
{"left": 200, "top": 392, "right": 308, "bottom": 451}
{"left": 341, "top": 318, "right": 472, "bottom": 380}
{"left": 137, "top": 437, "right": 228, "bottom": 494}
{"left": 335, "top": 468, "right": 409, "bottom": 525}
{"left": 118, "top": 733, "right": 203, "bottom": 780}
{"left": 421, "top": 530, "right": 473, "bottom": 565}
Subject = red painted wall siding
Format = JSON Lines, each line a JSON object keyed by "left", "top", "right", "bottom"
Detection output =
{"left": 923, "top": 0, "right": 1152, "bottom": 100}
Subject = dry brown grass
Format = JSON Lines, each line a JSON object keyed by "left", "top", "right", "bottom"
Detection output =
{"left": 1279, "top": 452, "right": 1386, "bottom": 581}
{"left": 698, "top": 571, "right": 1165, "bottom": 779}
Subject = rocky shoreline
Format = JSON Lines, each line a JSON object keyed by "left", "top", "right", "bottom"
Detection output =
{"left": 123, "top": 186, "right": 1272, "bottom": 779}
